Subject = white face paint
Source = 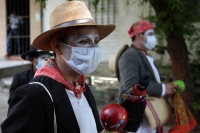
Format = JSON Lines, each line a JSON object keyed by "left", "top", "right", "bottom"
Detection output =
{"left": 34, "top": 54, "right": 52, "bottom": 70}
{"left": 141, "top": 30, "right": 157, "bottom": 50}
{"left": 60, "top": 26, "right": 102, "bottom": 75}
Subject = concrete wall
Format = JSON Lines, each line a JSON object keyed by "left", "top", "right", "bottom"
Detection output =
{"left": 30, "top": 0, "right": 42, "bottom": 44}
{"left": 42, "top": 0, "right": 66, "bottom": 32}
{"left": 0, "top": 0, "right": 7, "bottom": 57}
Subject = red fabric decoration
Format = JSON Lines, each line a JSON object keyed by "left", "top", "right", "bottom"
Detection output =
{"left": 169, "top": 93, "right": 197, "bottom": 133}
{"left": 35, "top": 58, "right": 86, "bottom": 97}
{"left": 131, "top": 85, "right": 147, "bottom": 102}
{"left": 128, "top": 20, "right": 153, "bottom": 38}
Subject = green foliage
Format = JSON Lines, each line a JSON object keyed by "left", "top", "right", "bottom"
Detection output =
{"left": 35, "top": 0, "right": 71, "bottom": 9}
{"left": 138, "top": 0, "right": 200, "bottom": 85}
{"left": 91, "top": 0, "right": 100, "bottom": 10}
{"left": 152, "top": 45, "right": 167, "bottom": 55}
{"left": 91, "top": 0, "right": 113, "bottom": 12}
{"left": 35, "top": 0, "right": 47, "bottom": 9}
{"left": 190, "top": 60, "right": 200, "bottom": 81}
{"left": 141, "top": 0, "right": 200, "bottom": 40}
{"left": 192, "top": 100, "right": 200, "bottom": 110}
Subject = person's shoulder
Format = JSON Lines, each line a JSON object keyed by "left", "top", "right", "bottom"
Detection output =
{"left": 15, "top": 82, "right": 48, "bottom": 97}
{"left": 30, "top": 75, "right": 63, "bottom": 91}
{"left": 17, "top": 69, "right": 31, "bottom": 74}
{"left": 122, "top": 46, "right": 138, "bottom": 57}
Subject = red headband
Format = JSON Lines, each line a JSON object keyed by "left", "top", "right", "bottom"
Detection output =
{"left": 128, "top": 20, "right": 153, "bottom": 38}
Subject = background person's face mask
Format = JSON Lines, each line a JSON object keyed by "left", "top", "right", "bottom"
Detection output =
{"left": 35, "top": 58, "right": 43, "bottom": 70}
{"left": 61, "top": 44, "right": 102, "bottom": 75}
{"left": 141, "top": 30, "right": 157, "bottom": 50}
{"left": 35, "top": 54, "right": 51, "bottom": 70}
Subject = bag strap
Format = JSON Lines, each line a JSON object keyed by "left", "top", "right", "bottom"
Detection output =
{"left": 29, "top": 82, "right": 57, "bottom": 133}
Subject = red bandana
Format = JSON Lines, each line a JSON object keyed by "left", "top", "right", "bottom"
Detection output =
{"left": 128, "top": 20, "right": 153, "bottom": 38}
{"left": 34, "top": 58, "right": 86, "bottom": 97}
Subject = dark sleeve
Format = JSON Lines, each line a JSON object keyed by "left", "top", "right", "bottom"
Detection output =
{"left": 118, "top": 50, "right": 140, "bottom": 100}
{"left": 1, "top": 84, "right": 47, "bottom": 133}
{"left": 147, "top": 80, "right": 162, "bottom": 97}
{"left": 118, "top": 50, "right": 162, "bottom": 100}
{"left": 8, "top": 74, "right": 22, "bottom": 105}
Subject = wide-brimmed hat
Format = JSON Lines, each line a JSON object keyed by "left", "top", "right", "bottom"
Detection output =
{"left": 32, "top": 1, "right": 116, "bottom": 51}
{"left": 21, "top": 45, "right": 53, "bottom": 61}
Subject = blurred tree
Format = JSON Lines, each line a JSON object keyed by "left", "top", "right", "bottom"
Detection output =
{"left": 140, "top": 0, "right": 200, "bottom": 121}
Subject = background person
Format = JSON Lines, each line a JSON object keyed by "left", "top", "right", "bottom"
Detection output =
{"left": 8, "top": 45, "right": 53, "bottom": 105}
{"left": 118, "top": 20, "right": 178, "bottom": 133}
{"left": 5, "top": 12, "right": 23, "bottom": 57}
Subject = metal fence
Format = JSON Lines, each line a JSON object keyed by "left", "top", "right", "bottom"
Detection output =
{"left": 6, "top": 0, "right": 30, "bottom": 56}
{"left": 87, "top": 0, "right": 117, "bottom": 25}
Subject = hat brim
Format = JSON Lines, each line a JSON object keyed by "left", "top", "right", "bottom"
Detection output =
{"left": 21, "top": 51, "right": 53, "bottom": 60}
{"left": 33, "top": 24, "right": 116, "bottom": 51}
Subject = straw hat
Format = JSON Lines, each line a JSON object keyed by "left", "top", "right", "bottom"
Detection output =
{"left": 33, "top": 1, "right": 116, "bottom": 51}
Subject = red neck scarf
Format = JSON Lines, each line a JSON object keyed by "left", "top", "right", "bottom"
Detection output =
{"left": 34, "top": 58, "right": 86, "bottom": 97}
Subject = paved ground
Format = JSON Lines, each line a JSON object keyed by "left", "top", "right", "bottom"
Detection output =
{"left": 0, "top": 92, "right": 8, "bottom": 133}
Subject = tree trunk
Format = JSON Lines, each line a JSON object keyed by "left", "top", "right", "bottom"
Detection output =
{"left": 149, "top": 0, "right": 200, "bottom": 123}
{"left": 166, "top": 34, "right": 196, "bottom": 111}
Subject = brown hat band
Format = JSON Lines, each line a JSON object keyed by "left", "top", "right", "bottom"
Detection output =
{"left": 52, "top": 18, "right": 95, "bottom": 29}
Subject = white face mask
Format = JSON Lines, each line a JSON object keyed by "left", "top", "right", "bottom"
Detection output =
{"left": 143, "top": 35, "right": 157, "bottom": 50}
{"left": 141, "top": 30, "right": 157, "bottom": 50}
{"left": 61, "top": 45, "right": 102, "bottom": 75}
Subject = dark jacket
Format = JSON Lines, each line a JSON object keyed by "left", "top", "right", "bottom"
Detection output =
{"left": 8, "top": 68, "right": 35, "bottom": 104}
{"left": 118, "top": 45, "right": 162, "bottom": 103}
{"left": 1, "top": 76, "right": 103, "bottom": 133}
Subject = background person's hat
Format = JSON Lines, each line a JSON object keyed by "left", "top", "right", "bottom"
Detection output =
{"left": 21, "top": 45, "right": 53, "bottom": 61}
{"left": 32, "top": 1, "right": 116, "bottom": 51}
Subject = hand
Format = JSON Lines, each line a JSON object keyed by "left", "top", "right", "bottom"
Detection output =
{"left": 165, "top": 82, "right": 177, "bottom": 95}
{"left": 173, "top": 84, "right": 182, "bottom": 92}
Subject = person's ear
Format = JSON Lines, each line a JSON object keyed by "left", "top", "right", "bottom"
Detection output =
{"left": 50, "top": 39, "right": 62, "bottom": 55}
{"left": 136, "top": 33, "right": 142, "bottom": 40}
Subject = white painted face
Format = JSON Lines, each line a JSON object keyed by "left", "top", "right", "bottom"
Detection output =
{"left": 144, "top": 29, "right": 155, "bottom": 37}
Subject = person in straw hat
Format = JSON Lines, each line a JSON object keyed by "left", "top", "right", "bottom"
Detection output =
{"left": 7, "top": 45, "right": 53, "bottom": 105}
{"left": 117, "top": 20, "right": 178, "bottom": 133}
{"left": 1, "top": 1, "right": 115, "bottom": 133}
